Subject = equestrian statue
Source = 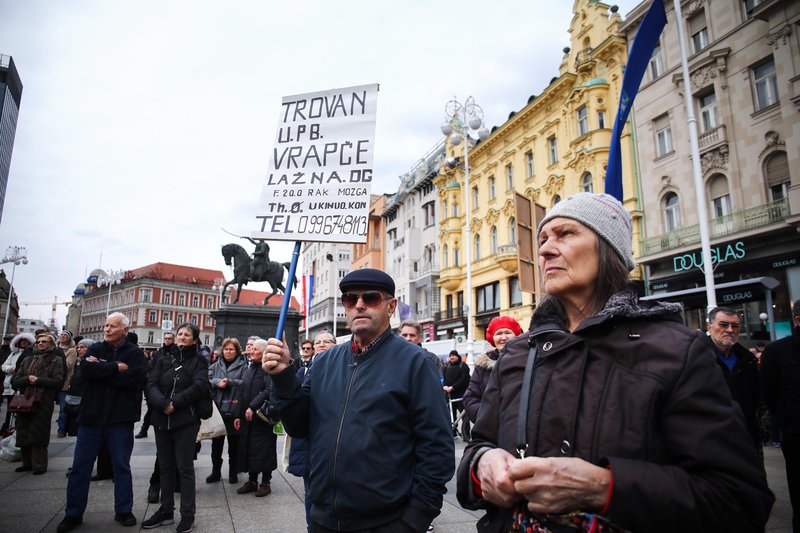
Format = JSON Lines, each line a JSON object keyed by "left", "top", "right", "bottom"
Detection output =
{"left": 220, "top": 238, "right": 297, "bottom": 305}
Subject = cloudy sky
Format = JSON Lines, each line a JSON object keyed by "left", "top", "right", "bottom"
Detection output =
{"left": 0, "top": 0, "right": 641, "bottom": 327}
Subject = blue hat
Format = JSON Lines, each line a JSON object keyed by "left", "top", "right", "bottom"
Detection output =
{"left": 339, "top": 268, "right": 395, "bottom": 296}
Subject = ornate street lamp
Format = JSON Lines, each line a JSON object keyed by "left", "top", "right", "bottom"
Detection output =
{"left": 1, "top": 246, "right": 28, "bottom": 338}
{"left": 441, "top": 97, "right": 490, "bottom": 367}
{"left": 97, "top": 269, "right": 125, "bottom": 317}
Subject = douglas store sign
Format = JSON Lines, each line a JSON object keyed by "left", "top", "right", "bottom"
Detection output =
{"left": 673, "top": 241, "right": 746, "bottom": 273}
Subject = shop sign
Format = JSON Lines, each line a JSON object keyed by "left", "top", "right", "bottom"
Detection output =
{"left": 651, "top": 282, "right": 669, "bottom": 291}
{"left": 720, "top": 290, "right": 754, "bottom": 304}
{"left": 772, "top": 257, "right": 798, "bottom": 269}
{"left": 673, "top": 241, "right": 746, "bottom": 273}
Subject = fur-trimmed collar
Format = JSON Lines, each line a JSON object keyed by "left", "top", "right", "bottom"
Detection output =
{"left": 530, "top": 288, "right": 683, "bottom": 331}
{"left": 10, "top": 332, "right": 35, "bottom": 352}
{"left": 474, "top": 349, "right": 499, "bottom": 371}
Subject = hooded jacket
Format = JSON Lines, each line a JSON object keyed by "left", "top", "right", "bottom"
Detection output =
{"left": 462, "top": 348, "right": 499, "bottom": 423}
{"left": 457, "top": 290, "right": 774, "bottom": 533}
{"left": 2, "top": 333, "right": 35, "bottom": 396}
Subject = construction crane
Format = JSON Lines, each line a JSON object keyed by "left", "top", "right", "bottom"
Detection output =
{"left": 20, "top": 296, "right": 71, "bottom": 331}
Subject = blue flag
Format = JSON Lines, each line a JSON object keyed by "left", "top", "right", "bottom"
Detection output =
{"left": 605, "top": 0, "right": 667, "bottom": 201}
{"left": 397, "top": 299, "right": 412, "bottom": 321}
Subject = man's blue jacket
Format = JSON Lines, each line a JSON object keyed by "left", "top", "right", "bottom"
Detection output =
{"left": 271, "top": 330, "right": 455, "bottom": 532}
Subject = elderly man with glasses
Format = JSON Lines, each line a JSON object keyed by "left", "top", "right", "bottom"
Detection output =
{"left": 706, "top": 306, "right": 762, "bottom": 462}
{"left": 263, "top": 268, "right": 454, "bottom": 533}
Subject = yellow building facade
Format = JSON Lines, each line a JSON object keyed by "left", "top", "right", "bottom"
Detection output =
{"left": 434, "top": 0, "right": 641, "bottom": 342}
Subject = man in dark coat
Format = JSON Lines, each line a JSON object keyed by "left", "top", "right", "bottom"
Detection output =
{"left": 706, "top": 307, "right": 762, "bottom": 459}
{"left": 443, "top": 349, "right": 470, "bottom": 425}
{"left": 762, "top": 299, "right": 800, "bottom": 533}
{"left": 57, "top": 313, "right": 147, "bottom": 533}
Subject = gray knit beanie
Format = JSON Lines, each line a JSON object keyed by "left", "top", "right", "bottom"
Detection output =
{"left": 537, "top": 192, "right": 635, "bottom": 271}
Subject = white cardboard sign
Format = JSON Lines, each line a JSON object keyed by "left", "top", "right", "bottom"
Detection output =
{"left": 252, "top": 83, "right": 379, "bottom": 243}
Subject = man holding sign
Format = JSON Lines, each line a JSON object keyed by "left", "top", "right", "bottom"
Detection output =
{"left": 263, "top": 269, "right": 454, "bottom": 533}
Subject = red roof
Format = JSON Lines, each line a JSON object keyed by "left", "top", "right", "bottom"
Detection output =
{"left": 127, "top": 263, "right": 225, "bottom": 289}
{"left": 229, "top": 288, "right": 302, "bottom": 311}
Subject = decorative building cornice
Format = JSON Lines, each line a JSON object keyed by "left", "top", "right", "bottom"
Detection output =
{"left": 766, "top": 24, "right": 792, "bottom": 50}
{"left": 758, "top": 130, "right": 786, "bottom": 160}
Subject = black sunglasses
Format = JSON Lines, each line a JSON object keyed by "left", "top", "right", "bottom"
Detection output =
{"left": 341, "top": 291, "right": 390, "bottom": 309}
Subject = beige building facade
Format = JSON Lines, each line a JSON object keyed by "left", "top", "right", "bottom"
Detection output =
{"left": 435, "top": 0, "right": 637, "bottom": 342}
{"left": 623, "top": 0, "right": 800, "bottom": 335}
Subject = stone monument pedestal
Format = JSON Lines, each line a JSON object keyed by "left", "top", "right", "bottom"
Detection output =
{"left": 211, "top": 304, "right": 302, "bottom": 357}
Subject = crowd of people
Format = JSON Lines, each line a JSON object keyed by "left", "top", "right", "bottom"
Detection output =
{"left": 0, "top": 191, "right": 797, "bottom": 533}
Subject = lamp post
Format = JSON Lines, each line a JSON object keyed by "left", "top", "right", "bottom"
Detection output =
{"left": 97, "top": 269, "right": 124, "bottom": 317}
{"left": 441, "top": 97, "right": 490, "bottom": 367}
{"left": 326, "top": 253, "right": 337, "bottom": 339}
{"left": 212, "top": 277, "right": 229, "bottom": 306}
{"left": 1, "top": 246, "right": 28, "bottom": 339}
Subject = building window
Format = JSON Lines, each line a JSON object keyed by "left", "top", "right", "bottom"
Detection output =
{"left": 744, "top": 0, "right": 764, "bottom": 20}
{"left": 452, "top": 201, "right": 459, "bottom": 218}
{"left": 423, "top": 201, "right": 436, "bottom": 227}
{"left": 148, "top": 331, "right": 154, "bottom": 344}
{"left": 649, "top": 44, "right": 664, "bottom": 80}
{"left": 491, "top": 226, "right": 498, "bottom": 254}
{"left": 688, "top": 12, "right": 709, "bottom": 54}
{"left": 654, "top": 114, "right": 673, "bottom": 157}
{"left": 753, "top": 59, "right": 779, "bottom": 111}
{"left": 177, "top": 313, "right": 184, "bottom": 324}
{"left": 474, "top": 234, "right": 481, "bottom": 260}
{"left": 489, "top": 177, "right": 496, "bottom": 200}
{"left": 206, "top": 296, "right": 215, "bottom": 308}
{"left": 443, "top": 244, "right": 449, "bottom": 268}
{"left": 204, "top": 335, "right": 210, "bottom": 346}
{"left": 664, "top": 192, "right": 681, "bottom": 231}
{"left": 526, "top": 151, "right": 534, "bottom": 178}
{"left": 190, "top": 315, "right": 198, "bottom": 326}
{"left": 205, "top": 316, "right": 213, "bottom": 327}
{"left": 552, "top": 195, "right": 561, "bottom": 207}
{"left": 506, "top": 164, "right": 513, "bottom": 189}
{"left": 148, "top": 311, "right": 157, "bottom": 323}
{"left": 509, "top": 217, "right": 516, "bottom": 244}
{"left": 178, "top": 293, "right": 186, "bottom": 306}
{"left": 509, "top": 276, "right": 523, "bottom": 307}
{"left": 581, "top": 172, "right": 593, "bottom": 193}
{"left": 548, "top": 136, "right": 558, "bottom": 164}
{"left": 163, "top": 311, "right": 171, "bottom": 322}
{"left": 163, "top": 292, "right": 172, "bottom": 305}
{"left": 454, "top": 246, "right": 460, "bottom": 267}
{"left": 709, "top": 176, "right": 732, "bottom": 218}
{"left": 339, "top": 251, "right": 350, "bottom": 261}
{"left": 139, "top": 288, "right": 152, "bottom": 303}
{"left": 699, "top": 91, "right": 719, "bottom": 132}
{"left": 476, "top": 282, "right": 500, "bottom": 313}
{"left": 192, "top": 295, "right": 200, "bottom": 307}
{"left": 338, "top": 268, "right": 348, "bottom": 279}
{"left": 766, "top": 151, "right": 790, "bottom": 201}
{"left": 577, "top": 106, "right": 589, "bottom": 136}
{"left": 597, "top": 111, "right": 606, "bottom": 129}
{"left": 472, "top": 186, "right": 480, "bottom": 208}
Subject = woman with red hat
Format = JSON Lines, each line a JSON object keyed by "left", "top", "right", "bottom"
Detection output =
{"left": 463, "top": 316, "right": 522, "bottom": 424}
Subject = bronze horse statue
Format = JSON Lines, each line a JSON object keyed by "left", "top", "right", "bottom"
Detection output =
{"left": 220, "top": 243, "right": 297, "bottom": 305}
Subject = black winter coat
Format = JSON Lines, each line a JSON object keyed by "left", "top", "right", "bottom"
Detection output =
{"left": 462, "top": 349, "right": 498, "bottom": 423}
{"left": 146, "top": 344, "right": 209, "bottom": 431}
{"left": 236, "top": 360, "right": 277, "bottom": 474}
{"left": 457, "top": 291, "right": 774, "bottom": 533}
{"left": 78, "top": 339, "right": 146, "bottom": 425}
{"left": 761, "top": 327, "right": 800, "bottom": 433}
{"left": 442, "top": 360, "right": 470, "bottom": 398}
{"left": 709, "top": 337, "right": 761, "bottom": 451}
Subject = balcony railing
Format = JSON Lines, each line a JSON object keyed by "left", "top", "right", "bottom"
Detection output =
{"left": 410, "top": 262, "right": 439, "bottom": 279}
{"left": 434, "top": 307, "right": 465, "bottom": 322}
{"left": 698, "top": 124, "right": 726, "bottom": 151}
{"left": 640, "top": 198, "right": 789, "bottom": 256}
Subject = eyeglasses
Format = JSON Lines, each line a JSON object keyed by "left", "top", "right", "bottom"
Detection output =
{"left": 341, "top": 291, "right": 390, "bottom": 309}
{"left": 716, "top": 321, "right": 741, "bottom": 330}
{"left": 301, "top": 346, "right": 314, "bottom": 351}
{"left": 314, "top": 339, "right": 335, "bottom": 346}
{"left": 36, "top": 340, "right": 49, "bottom": 345}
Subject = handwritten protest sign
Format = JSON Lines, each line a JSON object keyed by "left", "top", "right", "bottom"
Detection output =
{"left": 252, "top": 83, "right": 379, "bottom": 243}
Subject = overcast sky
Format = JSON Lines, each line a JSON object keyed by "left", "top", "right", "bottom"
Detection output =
{"left": 0, "top": 0, "right": 641, "bottom": 327}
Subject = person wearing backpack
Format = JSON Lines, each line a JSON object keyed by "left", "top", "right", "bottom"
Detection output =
{"left": 142, "top": 323, "right": 210, "bottom": 533}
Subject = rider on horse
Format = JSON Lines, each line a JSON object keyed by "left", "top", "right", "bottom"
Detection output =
{"left": 245, "top": 237, "right": 270, "bottom": 281}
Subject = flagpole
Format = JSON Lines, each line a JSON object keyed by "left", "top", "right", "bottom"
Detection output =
{"left": 672, "top": 0, "right": 717, "bottom": 312}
